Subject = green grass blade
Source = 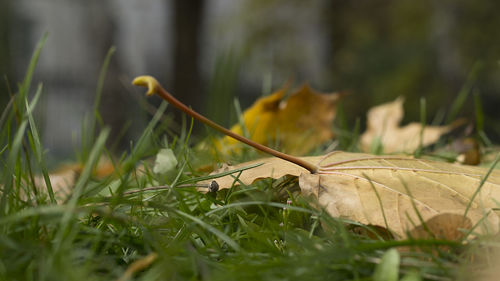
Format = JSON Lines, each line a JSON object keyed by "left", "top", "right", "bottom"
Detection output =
{"left": 464, "top": 153, "right": 500, "bottom": 219}
{"left": 19, "top": 33, "right": 47, "bottom": 104}
{"left": 0, "top": 120, "right": 28, "bottom": 215}
{"left": 473, "top": 90, "right": 484, "bottom": 133}
{"left": 93, "top": 46, "right": 116, "bottom": 130}
{"left": 177, "top": 162, "right": 263, "bottom": 185}
{"left": 116, "top": 101, "right": 168, "bottom": 176}
{"left": 0, "top": 95, "right": 15, "bottom": 130}
{"left": 206, "top": 50, "right": 240, "bottom": 127}
{"left": 364, "top": 174, "right": 391, "bottom": 238}
{"left": 54, "top": 128, "right": 110, "bottom": 248}
{"left": 173, "top": 209, "right": 241, "bottom": 252}
{"left": 0, "top": 205, "right": 69, "bottom": 225}
{"left": 233, "top": 98, "right": 251, "bottom": 138}
{"left": 373, "top": 248, "right": 400, "bottom": 281}
{"left": 25, "top": 83, "right": 56, "bottom": 203}
{"left": 80, "top": 47, "right": 116, "bottom": 160}
{"left": 445, "top": 62, "right": 482, "bottom": 124}
{"left": 347, "top": 117, "right": 361, "bottom": 152}
{"left": 415, "top": 97, "right": 426, "bottom": 158}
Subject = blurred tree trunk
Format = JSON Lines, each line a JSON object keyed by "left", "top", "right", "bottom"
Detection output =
{"left": 0, "top": 0, "right": 11, "bottom": 109}
{"left": 172, "top": 0, "right": 205, "bottom": 121}
{"left": 87, "top": 3, "right": 131, "bottom": 151}
{"left": 431, "top": 0, "right": 463, "bottom": 95}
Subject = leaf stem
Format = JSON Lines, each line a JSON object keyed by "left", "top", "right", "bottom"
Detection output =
{"left": 132, "top": 76, "right": 318, "bottom": 173}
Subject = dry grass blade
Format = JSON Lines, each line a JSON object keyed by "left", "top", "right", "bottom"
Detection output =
{"left": 116, "top": 253, "right": 158, "bottom": 281}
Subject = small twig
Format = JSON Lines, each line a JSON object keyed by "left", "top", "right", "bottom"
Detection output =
{"left": 132, "top": 76, "right": 318, "bottom": 174}
{"left": 123, "top": 180, "right": 219, "bottom": 195}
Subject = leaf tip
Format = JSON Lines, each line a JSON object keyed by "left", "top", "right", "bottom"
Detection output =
{"left": 132, "top": 75, "right": 159, "bottom": 96}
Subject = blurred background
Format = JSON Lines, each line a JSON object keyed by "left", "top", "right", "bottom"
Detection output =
{"left": 1, "top": 0, "right": 499, "bottom": 160}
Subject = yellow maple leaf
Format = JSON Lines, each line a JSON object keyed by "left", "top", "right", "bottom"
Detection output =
{"left": 218, "top": 83, "right": 342, "bottom": 156}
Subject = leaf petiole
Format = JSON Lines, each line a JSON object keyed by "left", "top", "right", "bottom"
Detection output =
{"left": 132, "top": 76, "right": 318, "bottom": 173}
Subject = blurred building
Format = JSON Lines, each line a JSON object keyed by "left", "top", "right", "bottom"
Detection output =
{"left": 2, "top": 0, "right": 499, "bottom": 159}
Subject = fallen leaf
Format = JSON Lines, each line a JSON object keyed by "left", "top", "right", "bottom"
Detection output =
{"left": 216, "top": 83, "right": 342, "bottom": 155}
{"left": 33, "top": 165, "right": 79, "bottom": 203}
{"left": 373, "top": 248, "right": 400, "bottom": 281}
{"left": 453, "top": 138, "right": 481, "bottom": 165}
{"left": 360, "top": 97, "right": 457, "bottom": 153}
{"left": 153, "top": 148, "right": 178, "bottom": 174}
{"left": 468, "top": 241, "right": 500, "bottom": 281}
{"left": 408, "top": 213, "right": 471, "bottom": 240}
{"left": 207, "top": 151, "right": 500, "bottom": 239}
{"left": 33, "top": 157, "right": 115, "bottom": 203}
{"left": 206, "top": 156, "right": 321, "bottom": 188}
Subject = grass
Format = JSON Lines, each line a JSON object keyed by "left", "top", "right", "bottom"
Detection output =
{"left": 0, "top": 36, "right": 497, "bottom": 281}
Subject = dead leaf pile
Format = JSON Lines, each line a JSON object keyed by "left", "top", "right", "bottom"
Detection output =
{"left": 208, "top": 151, "right": 500, "bottom": 239}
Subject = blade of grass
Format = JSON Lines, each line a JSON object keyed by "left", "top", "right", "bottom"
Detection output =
{"left": 347, "top": 117, "right": 361, "bottom": 152}
{"left": 462, "top": 209, "right": 492, "bottom": 241}
{"left": 354, "top": 239, "right": 460, "bottom": 251}
{"left": 95, "top": 103, "right": 169, "bottom": 204}
{"left": 25, "top": 83, "right": 56, "bottom": 203}
{"left": 233, "top": 98, "right": 251, "bottom": 139}
{"left": 93, "top": 46, "right": 116, "bottom": 129}
{"left": 335, "top": 100, "right": 350, "bottom": 149}
{"left": 173, "top": 209, "right": 241, "bottom": 252}
{"left": 176, "top": 162, "right": 263, "bottom": 185}
{"left": 445, "top": 62, "right": 482, "bottom": 124}
{"left": 364, "top": 174, "right": 392, "bottom": 239}
{"left": 0, "top": 205, "right": 70, "bottom": 225}
{"left": 473, "top": 90, "right": 484, "bottom": 134}
{"left": 0, "top": 120, "right": 27, "bottom": 215}
{"left": 120, "top": 101, "right": 168, "bottom": 173}
{"left": 5, "top": 34, "right": 48, "bottom": 207}
{"left": 0, "top": 94, "right": 15, "bottom": 129}
{"left": 81, "top": 46, "right": 116, "bottom": 160}
{"left": 19, "top": 33, "right": 47, "bottom": 105}
{"left": 414, "top": 97, "right": 426, "bottom": 158}
{"left": 205, "top": 50, "right": 240, "bottom": 127}
{"left": 464, "top": 153, "right": 500, "bottom": 219}
{"left": 473, "top": 90, "right": 493, "bottom": 146}
{"left": 399, "top": 176, "right": 435, "bottom": 239}
{"left": 54, "top": 128, "right": 110, "bottom": 249}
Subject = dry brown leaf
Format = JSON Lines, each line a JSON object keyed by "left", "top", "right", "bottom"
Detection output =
{"left": 33, "top": 166, "right": 79, "bottom": 203}
{"left": 214, "top": 83, "right": 342, "bottom": 155}
{"left": 453, "top": 137, "right": 481, "bottom": 165}
{"left": 208, "top": 151, "right": 500, "bottom": 239}
{"left": 468, "top": 242, "right": 500, "bottom": 281}
{"left": 33, "top": 157, "right": 115, "bottom": 203}
{"left": 360, "top": 97, "right": 456, "bottom": 153}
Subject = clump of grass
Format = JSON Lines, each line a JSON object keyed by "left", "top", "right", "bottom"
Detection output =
{"left": 0, "top": 35, "right": 492, "bottom": 281}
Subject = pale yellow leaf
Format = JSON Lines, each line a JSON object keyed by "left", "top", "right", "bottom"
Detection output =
{"left": 208, "top": 151, "right": 500, "bottom": 239}
{"left": 153, "top": 148, "right": 178, "bottom": 174}
{"left": 360, "top": 97, "right": 455, "bottom": 153}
